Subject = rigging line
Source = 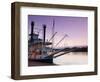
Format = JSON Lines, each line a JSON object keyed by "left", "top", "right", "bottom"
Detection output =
{"left": 48, "top": 32, "right": 57, "bottom": 42}
{"left": 55, "top": 34, "right": 68, "bottom": 47}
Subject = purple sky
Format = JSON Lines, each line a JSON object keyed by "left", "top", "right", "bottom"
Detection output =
{"left": 28, "top": 15, "right": 88, "bottom": 47}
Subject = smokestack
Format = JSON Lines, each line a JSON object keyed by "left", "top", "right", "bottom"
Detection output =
{"left": 43, "top": 24, "right": 46, "bottom": 44}
{"left": 30, "top": 21, "right": 34, "bottom": 41}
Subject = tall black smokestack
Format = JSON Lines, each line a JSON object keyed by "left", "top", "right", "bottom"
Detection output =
{"left": 43, "top": 24, "right": 46, "bottom": 44}
{"left": 30, "top": 21, "right": 34, "bottom": 41}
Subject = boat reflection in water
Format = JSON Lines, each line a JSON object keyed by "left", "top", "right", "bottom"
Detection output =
{"left": 53, "top": 52, "right": 88, "bottom": 65}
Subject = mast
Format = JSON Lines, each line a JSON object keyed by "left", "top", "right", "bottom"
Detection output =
{"left": 52, "top": 19, "right": 55, "bottom": 51}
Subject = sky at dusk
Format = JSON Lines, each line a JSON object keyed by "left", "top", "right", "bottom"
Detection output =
{"left": 28, "top": 15, "right": 88, "bottom": 48}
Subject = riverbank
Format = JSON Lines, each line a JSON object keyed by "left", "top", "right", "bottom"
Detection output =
{"left": 54, "top": 46, "right": 88, "bottom": 52}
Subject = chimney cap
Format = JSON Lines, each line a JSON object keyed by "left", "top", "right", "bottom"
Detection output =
{"left": 31, "top": 21, "right": 34, "bottom": 26}
{"left": 43, "top": 24, "right": 46, "bottom": 28}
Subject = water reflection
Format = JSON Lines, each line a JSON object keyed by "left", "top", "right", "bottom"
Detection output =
{"left": 53, "top": 52, "right": 88, "bottom": 65}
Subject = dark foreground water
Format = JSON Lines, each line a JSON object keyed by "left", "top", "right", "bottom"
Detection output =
{"left": 53, "top": 52, "right": 88, "bottom": 65}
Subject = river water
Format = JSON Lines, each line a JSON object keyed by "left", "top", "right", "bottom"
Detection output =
{"left": 53, "top": 52, "right": 88, "bottom": 65}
